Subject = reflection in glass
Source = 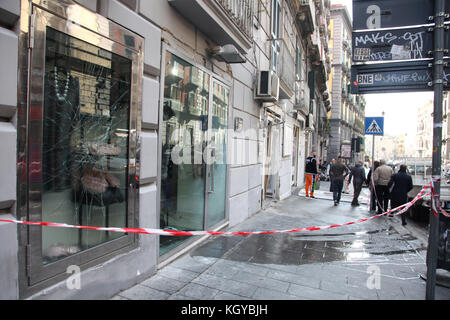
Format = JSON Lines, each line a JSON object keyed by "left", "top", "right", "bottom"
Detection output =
{"left": 42, "top": 27, "right": 131, "bottom": 264}
{"left": 208, "top": 82, "right": 228, "bottom": 227}
{"left": 160, "top": 52, "right": 209, "bottom": 255}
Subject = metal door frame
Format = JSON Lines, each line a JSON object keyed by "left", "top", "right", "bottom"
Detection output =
{"left": 17, "top": 0, "right": 144, "bottom": 297}
{"left": 205, "top": 78, "right": 230, "bottom": 229}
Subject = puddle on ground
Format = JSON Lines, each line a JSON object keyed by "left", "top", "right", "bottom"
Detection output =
{"left": 191, "top": 226, "right": 423, "bottom": 266}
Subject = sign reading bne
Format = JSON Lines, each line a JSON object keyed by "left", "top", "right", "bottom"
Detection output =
{"left": 357, "top": 74, "right": 374, "bottom": 85}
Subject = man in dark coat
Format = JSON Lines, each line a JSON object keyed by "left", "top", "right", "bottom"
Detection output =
{"left": 330, "top": 156, "right": 348, "bottom": 206}
{"left": 387, "top": 164, "right": 413, "bottom": 225}
{"left": 349, "top": 161, "right": 366, "bottom": 206}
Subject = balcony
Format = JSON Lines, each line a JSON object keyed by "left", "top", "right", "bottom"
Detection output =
{"left": 324, "top": 98, "right": 331, "bottom": 111}
{"left": 294, "top": 81, "right": 310, "bottom": 116}
{"left": 316, "top": 61, "right": 328, "bottom": 93}
{"left": 278, "top": 39, "right": 296, "bottom": 99}
{"left": 309, "top": 31, "right": 321, "bottom": 64}
{"left": 295, "top": 0, "right": 314, "bottom": 37}
{"left": 314, "top": 0, "right": 324, "bottom": 14}
{"left": 168, "top": 0, "right": 253, "bottom": 53}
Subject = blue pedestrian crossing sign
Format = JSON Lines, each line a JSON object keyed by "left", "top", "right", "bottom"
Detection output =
{"left": 365, "top": 117, "right": 384, "bottom": 135}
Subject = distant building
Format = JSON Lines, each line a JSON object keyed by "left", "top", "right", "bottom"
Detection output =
{"left": 365, "top": 134, "right": 406, "bottom": 162}
{"left": 416, "top": 100, "right": 433, "bottom": 158}
{"left": 328, "top": 4, "right": 366, "bottom": 164}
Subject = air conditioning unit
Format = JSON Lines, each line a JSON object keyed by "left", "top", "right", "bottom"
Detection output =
{"left": 254, "top": 70, "right": 279, "bottom": 101}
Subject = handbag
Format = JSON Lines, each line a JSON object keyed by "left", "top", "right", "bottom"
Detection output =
{"left": 78, "top": 169, "right": 124, "bottom": 206}
{"left": 313, "top": 180, "right": 320, "bottom": 190}
{"left": 81, "top": 169, "right": 109, "bottom": 194}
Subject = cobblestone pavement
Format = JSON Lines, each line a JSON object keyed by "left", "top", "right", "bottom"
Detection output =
{"left": 112, "top": 184, "right": 450, "bottom": 300}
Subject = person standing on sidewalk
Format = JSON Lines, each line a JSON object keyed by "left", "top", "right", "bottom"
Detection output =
{"left": 328, "top": 158, "right": 336, "bottom": 192}
{"left": 367, "top": 161, "right": 380, "bottom": 212}
{"left": 373, "top": 159, "right": 394, "bottom": 214}
{"left": 349, "top": 161, "right": 366, "bottom": 206}
{"left": 330, "top": 156, "right": 348, "bottom": 206}
{"left": 387, "top": 164, "right": 413, "bottom": 225}
{"left": 304, "top": 152, "right": 318, "bottom": 198}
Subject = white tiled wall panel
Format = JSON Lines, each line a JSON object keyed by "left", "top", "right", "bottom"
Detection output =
{"left": 228, "top": 191, "right": 248, "bottom": 227}
{"left": 0, "top": 27, "right": 18, "bottom": 116}
{"left": 140, "top": 131, "right": 158, "bottom": 180}
{"left": 0, "top": 122, "right": 16, "bottom": 207}
{"left": 74, "top": 0, "right": 97, "bottom": 12}
{"left": 142, "top": 76, "right": 159, "bottom": 127}
{"left": 248, "top": 186, "right": 261, "bottom": 216}
{"left": 104, "top": 0, "right": 161, "bottom": 74}
{"left": 229, "top": 166, "right": 249, "bottom": 197}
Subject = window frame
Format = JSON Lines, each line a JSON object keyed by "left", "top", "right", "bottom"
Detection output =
{"left": 271, "top": 0, "right": 281, "bottom": 73}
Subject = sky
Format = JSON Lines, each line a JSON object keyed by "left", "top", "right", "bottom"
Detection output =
{"left": 330, "top": 0, "right": 434, "bottom": 149}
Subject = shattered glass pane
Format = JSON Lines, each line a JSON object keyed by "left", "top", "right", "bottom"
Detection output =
{"left": 41, "top": 27, "right": 131, "bottom": 264}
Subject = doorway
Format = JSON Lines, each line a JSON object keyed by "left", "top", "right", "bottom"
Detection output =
{"left": 263, "top": 113, "right": 281, "bottom": 200}
{"left": 292, "top": 126, "right": 300, "bottom": 186}
{"left": 160, "top": 51, "right": 229, "bottom": 255}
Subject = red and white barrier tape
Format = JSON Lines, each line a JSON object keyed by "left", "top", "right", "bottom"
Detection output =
{"left": 429, "top": 176, "right": 450, "bottom": 218}
{"left": 0, "top": 184, "right": 436, "bottom": 237}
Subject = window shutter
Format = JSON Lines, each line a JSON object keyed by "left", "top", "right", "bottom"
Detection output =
{"left": 308, "top": 70, "right": 315, "bottom": 99}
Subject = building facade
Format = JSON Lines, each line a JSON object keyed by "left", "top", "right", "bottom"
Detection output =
{"left": 327, "top": 4, "right": 365, "bottom": 164}
{"left": 365, "top": 134, "right": 406, "bottom": 162}
{"left": 416, "top": 99, "right": 434, "bottom": 158}
{"left": 0, "top": 0, "right": 331, "bottom": 299}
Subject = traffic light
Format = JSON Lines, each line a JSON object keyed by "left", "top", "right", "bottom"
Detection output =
{"left": 351, "top": 137, "right": 361, "bottom": 153}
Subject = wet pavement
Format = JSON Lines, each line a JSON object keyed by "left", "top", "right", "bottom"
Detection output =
{"left": 112, "top": 183, "right": 450, "bottom": 300}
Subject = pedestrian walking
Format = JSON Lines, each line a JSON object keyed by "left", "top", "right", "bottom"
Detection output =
{"left": 343, "top": 161, "right": 351, "bottom": 194}
{"left": 304, "top": 152, "right": 318, "bottom": 198}
{"left": 328, "top": 158, "right": 336, "bottom": 192}
{"left": 366, "top": 161, "right": 380, "bottom": 212}
{"left": 348, "top": 161, "right": 366, "bottom": 206}
{"left": 387, "top": 164, "right": 413, "bottom": 225}
{"left": 373, "top": 159, "right": 394, "bottom": 214}
{"left": 330, "top": 156, "right": 349, "bottom": 206}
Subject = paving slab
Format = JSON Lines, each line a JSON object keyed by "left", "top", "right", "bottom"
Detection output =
{"left": 118, "top": 284, "right": 170, "bottom": 300}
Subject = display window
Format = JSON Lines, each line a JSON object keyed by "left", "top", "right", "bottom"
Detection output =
{"left": 18, "top": 2, "right": 143, "bottom": 292}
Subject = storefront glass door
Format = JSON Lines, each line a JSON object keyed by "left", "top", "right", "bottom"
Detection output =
{"left": 160, "top": 52, "right": 229, "bottom": 255}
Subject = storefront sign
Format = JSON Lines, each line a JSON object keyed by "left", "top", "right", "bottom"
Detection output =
{"left": 341, "top": 144, "right": 352, "bottom": 159}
